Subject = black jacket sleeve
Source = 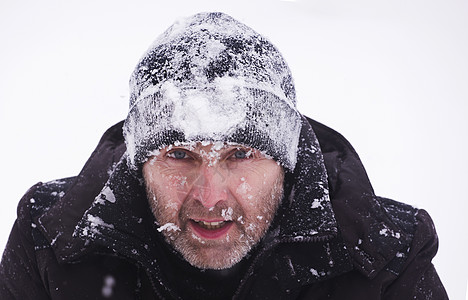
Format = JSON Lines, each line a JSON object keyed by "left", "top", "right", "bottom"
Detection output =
{"left": 0, "top": 184, "right": 51, "bottom": 300}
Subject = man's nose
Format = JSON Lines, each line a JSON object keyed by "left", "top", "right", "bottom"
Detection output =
{"left": 191, "top": 164, "right": 228, "bottom": 209}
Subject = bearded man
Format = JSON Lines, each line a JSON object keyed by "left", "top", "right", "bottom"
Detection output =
{"left": 0, "top": 12, "right": 448, "bottom": 299}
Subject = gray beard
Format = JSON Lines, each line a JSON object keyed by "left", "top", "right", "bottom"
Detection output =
{"left": 145, "top": 172, "right": 284, "bottom": 270}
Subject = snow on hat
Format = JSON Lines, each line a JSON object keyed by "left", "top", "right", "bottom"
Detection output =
{"left": 123, "top": 12, "right": 302, "bottom": 171}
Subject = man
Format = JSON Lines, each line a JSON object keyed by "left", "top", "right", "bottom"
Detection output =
{"left": 0, "top": 12, "right": 448, "bottom": 299}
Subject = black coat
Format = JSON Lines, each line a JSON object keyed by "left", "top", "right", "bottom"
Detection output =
{"left": 0, "top": 117, "right": 448, "bottom": 299}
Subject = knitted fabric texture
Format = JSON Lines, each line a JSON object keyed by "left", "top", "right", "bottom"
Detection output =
{"left": 123, "top": 12, "right": 302, "bottom": 171}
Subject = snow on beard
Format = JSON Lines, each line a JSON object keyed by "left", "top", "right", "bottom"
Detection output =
{"left": 144, "top": 152, "right": 285, "bottom": 270}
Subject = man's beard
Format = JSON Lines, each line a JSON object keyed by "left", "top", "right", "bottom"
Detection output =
{"left": 145, "top": 172, "right": 284, "bottom": 270}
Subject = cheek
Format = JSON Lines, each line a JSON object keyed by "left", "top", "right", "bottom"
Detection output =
{"left": 234, "top": 171, "right": 280, "bottom": 200}
{"left": 230, "top": 166, "right": 283, "bottom": 224}
{"left": 145, "top": 170, "right": 189, "bottom": 218}
{"left": 167, "top": 174, "right": 188, "bottom": 190}
{"left": 147, "top": 167, "right": 190, "bottom": 195}
{"left": 160, "top": 200, "right": 181, "bottom": 219}
{"left": 147, "top": 183, "right": 183, "bottom": 221}
{"left": 235, "top": 178, "right": 254, "bottom": 201}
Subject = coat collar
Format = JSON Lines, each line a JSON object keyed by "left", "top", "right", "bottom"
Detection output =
{"left": 36, "top": 117, "right": 415, "bottom": 291}
{"left": 37, "top": 121, "right": 126, "bottom": 262}
{"left": 309, "top": 117, "right": 416, "bottom": 279}
{"left": 72, "top": 117, "right": 340, "bottom": 245}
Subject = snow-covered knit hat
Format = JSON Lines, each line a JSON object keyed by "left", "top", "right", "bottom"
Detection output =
{"left": 123, "top": 12, "right": 302, "bottom": 171}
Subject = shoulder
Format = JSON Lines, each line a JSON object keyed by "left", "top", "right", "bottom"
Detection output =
{"left": 363, "top": 196, "right": 443, "bottom": 288}
{"left": 379, "top": 200, "right": 448, "bottom": 298}
{"left": 378, "top": 197, "right": 419, "bottom": 239}
{"left": 375, "top": 195, "right": 439, "bottom": 267}
{"left": 16, "top": 178, "right": 76, "bottom": 248}
{"left": 18, "top": 178, "right": 76, "bottom": 218}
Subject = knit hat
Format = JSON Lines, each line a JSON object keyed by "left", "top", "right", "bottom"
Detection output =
{"left": 123, "top": 12, "right": 302, "bottom": 171}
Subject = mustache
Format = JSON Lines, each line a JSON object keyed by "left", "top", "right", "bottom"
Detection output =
{"left": 178, "top": 199, "right": 245, "bottom": 222}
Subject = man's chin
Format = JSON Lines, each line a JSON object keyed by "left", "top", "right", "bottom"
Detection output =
{"left": 184, "top": 248, "right": 246, "bottom": 270}
{"left": 170, "top": 234, "right": 252, "bottom": 270}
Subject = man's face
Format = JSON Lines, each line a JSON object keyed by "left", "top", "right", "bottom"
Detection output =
{"left": 142, "top": 142, "right": 284, "bottom": 270}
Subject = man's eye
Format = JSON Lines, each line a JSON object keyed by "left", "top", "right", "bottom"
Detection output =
{"left": 232, "top": 149, "right": 250, "bottom": 159}
{"left": 168, "top": 150, "right": 187, "bottom": 159}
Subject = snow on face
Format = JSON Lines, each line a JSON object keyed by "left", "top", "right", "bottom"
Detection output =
{"left": 236, "top": 177, "right": 252, "bottom": 199}
{"left": 157, "top": 223, "right": 181, "bottom": 233}
{"left": 221, "top": 207, "right": 233, "bottom": 221}
{"left": 142, "top": 142, "right": 285, "bottom": 269}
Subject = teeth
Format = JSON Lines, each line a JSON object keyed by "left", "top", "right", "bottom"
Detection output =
{"left": 194, "top": 220, "right": 226, "bottom": 230}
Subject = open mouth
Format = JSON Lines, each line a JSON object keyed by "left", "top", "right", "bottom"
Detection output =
{"left": 190, "top": 219, "right": 233, "bottom": 239}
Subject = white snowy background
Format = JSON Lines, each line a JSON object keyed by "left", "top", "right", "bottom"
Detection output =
{"left": 0, "top": 0, "right": 466, "bottom": 298}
